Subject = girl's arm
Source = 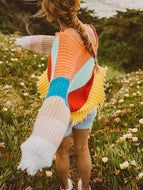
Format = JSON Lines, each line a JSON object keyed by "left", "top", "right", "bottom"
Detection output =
{"left": 15, "top": 35, "right": 55, "bottom": 55}
{"left": 17, "top": 33, "right": 78, "bottom": 175}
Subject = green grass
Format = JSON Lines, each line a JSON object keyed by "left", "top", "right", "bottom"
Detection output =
{"left": 0, "top": 33, "right": 143, "bottom": 190}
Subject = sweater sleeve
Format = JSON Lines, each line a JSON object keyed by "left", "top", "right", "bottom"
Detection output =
{"left": 17, "top": 33, "right": 77, "bottom": 175}
{"left": 15, "top": 35, "right": 55, "bottom": 55}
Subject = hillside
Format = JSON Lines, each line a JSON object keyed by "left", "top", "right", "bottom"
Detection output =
{"left": 0, "top": 33, "right": 143, "bottom": 190}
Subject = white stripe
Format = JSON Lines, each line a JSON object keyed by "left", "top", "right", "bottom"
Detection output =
{"left": 51, "top": 36, "right": 59, "bottom": 79}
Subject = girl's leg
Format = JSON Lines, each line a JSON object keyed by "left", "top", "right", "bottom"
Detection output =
{"left": 56, "top": 134, "right": 71, "bottom": 189}
{"left": 72, "top": 128, "right": 91, "bottom": 190}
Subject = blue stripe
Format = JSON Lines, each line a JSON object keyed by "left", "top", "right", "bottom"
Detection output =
{"left": 45, "top": 77, "right": 70, "bottom": 108}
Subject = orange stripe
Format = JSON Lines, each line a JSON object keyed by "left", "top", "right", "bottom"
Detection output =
{"left": 54, "top": 33, "right": 93, "bottom": 81}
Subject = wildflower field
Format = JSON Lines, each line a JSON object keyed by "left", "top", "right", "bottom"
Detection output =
{"left": 0, "top": 33, "right": 143, "bottom": 190}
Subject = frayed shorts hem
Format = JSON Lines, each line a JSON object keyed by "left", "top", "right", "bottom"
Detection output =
{"left": 64, "top": 107, "right": 97, "bottom": 137}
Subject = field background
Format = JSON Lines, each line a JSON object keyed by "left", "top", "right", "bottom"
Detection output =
{"left": 0, "top": 0, "right": 143, "bottom": 189}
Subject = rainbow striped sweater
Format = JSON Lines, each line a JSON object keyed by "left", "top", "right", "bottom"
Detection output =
{"left": 17, "top": 27, "right": 108, "bottom": 175}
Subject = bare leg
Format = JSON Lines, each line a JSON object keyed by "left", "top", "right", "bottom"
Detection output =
{"left": 56, "top": 135, "right": 71, "bottom": 189}
{"left": 73, "top": 128, "right": 91, "bottom": 190}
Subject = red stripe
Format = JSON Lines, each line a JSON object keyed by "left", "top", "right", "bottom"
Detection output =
{"left": 47, "top": 55, "right": 52, "bottom": 81}
{"left": 68, "top": 71, "right": 94, "bottom": 112}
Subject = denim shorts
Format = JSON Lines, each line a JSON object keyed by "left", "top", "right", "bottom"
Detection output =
{"left": 64, "top": 107, "right": 97, "bottom": 137}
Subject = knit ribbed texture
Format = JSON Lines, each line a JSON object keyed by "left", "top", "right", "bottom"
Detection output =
{"left": 18, "top": 33, "right": 78, "bottom": 175}
{"left": 37, "top": 29, "right": 108, "bottom": 124}
{"left": 15, "top": 35, "right": 55, "bottom": 55}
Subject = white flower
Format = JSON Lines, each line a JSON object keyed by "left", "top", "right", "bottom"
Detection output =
{"left": 130, "top": 160, "right": 137, "bottom": 166}
{"left": 130, "top": 104, "right": 134, "bottom": 107}
{"left": 137, "top": 81, "right": 141, "bottom": 84}
{"left": 139, "top": 118, "right": 143, "bottom": 124}
{"left": 6, "top": 101, "right": 11, "bottom": 105}
{"left": 39, "top": 95, "right": 43, "bottom": 99}
{"left": 119, "top": 136, "right": 126, "bottom": 142}
{"left": 34, "top": 54, "right": 37, "bottom": 57}
{"left": 137, "top": 85, "right": 140, "bottom": 88}
{"left": 132, "top": 137, "right": 138, "bottom": 142}
{"left": 138, "top": 172, "right": 143, "bottom": 179}
{"left": 102, "top": 157, "right": 108, "bottom": 163}
{"left": 31, "top": 74, "right": 36, "bottom": 78}
{"left": 141, "top": 102, "right": 143, "bottom": 105}
{"left": 23, "top": 93, "right": 28, "bottom": 96}
{"left": 4, "top": 85, "right": 12, "bottom": 89}
{"left": 124, "top": 93, "right": 129, "bottom": 97}
{"left": 11, "top": 58, "right": 18, "bottom": 61}
{"left": 3, "top": 108, "right": 8, "bottom": 111}
{"left": 20, "top": 82, "right": 25, "bottom": 86}
{"left": 120, "top": 161, "right": 129, "bottom": 169}
{"left": 0, "top": 61, "right": 3, "bottom": 64}
{"left": 125, "top": 89, "right": 129, "bottom": 92}
{"left": 42, "top": 63, "right": 45, "bottom": 67}
{"left": 123, "top": 133, "right": 132, "bottom": 139}
{"left": 46, "top": 171, "right": 53, "bottom": 177}
{"left": 38, "top": 65, "right": 41, "bottom": 67}
{"left": 111, "top": 144, "right": 115, "bottom": 148}
{"left": 11, "top": 48, "right": 16, "bottom": 52}
{"left": 132, "top": 93, "right": 136, "bottom": 96}
{"left": 41, "top": 57, "right": 45, "bottom": 60}
{"left": 131, "top": 128, "right": 138, "bottom": 133}
{"left": 119, "top": 99, "right": 124, "bottom": 103}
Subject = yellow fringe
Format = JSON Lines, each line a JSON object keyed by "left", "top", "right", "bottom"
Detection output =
{"left": 70, "top": 66, "right": 108, "bottom": 125}
{"left": 37, "top": 70, "right": 49, "bottom": 98}
{"left": 37, "top": 66, "right": 108, "bottom": 125}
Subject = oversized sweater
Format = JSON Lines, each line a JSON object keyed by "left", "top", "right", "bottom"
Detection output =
{"left": 17, "top": 26, "right": 108, "bottom": 175}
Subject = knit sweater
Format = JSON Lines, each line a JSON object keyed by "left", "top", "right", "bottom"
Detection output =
{"left": 38, "top": 28, "right": 107, "bottom": 125}
{"left": 17, "top": 26, "right": 108, "bottom": 175}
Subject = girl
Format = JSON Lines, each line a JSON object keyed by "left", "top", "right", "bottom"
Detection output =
{"left": 16, "top": 0, "right": 107, "bottom": 189}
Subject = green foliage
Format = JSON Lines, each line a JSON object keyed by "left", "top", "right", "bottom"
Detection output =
{"left": 1, "top": 1, "right": 143, "bottom": 72}
{"left": 0, "top": 14, "right": 16, "bottom": 34}
{"left": 0, "top": 33, "right": 143, "bottom": 190}
{"left": 98, "top": 9, "right": 143, "bottom": 72}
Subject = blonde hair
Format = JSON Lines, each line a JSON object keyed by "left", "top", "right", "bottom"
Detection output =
{"left": 42, "top": 0, "right": 99, "bottom": 72}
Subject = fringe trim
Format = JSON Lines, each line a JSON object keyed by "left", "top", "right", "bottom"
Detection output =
{"left": 37, "top": 66, "right": 108, "bottom": 125}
